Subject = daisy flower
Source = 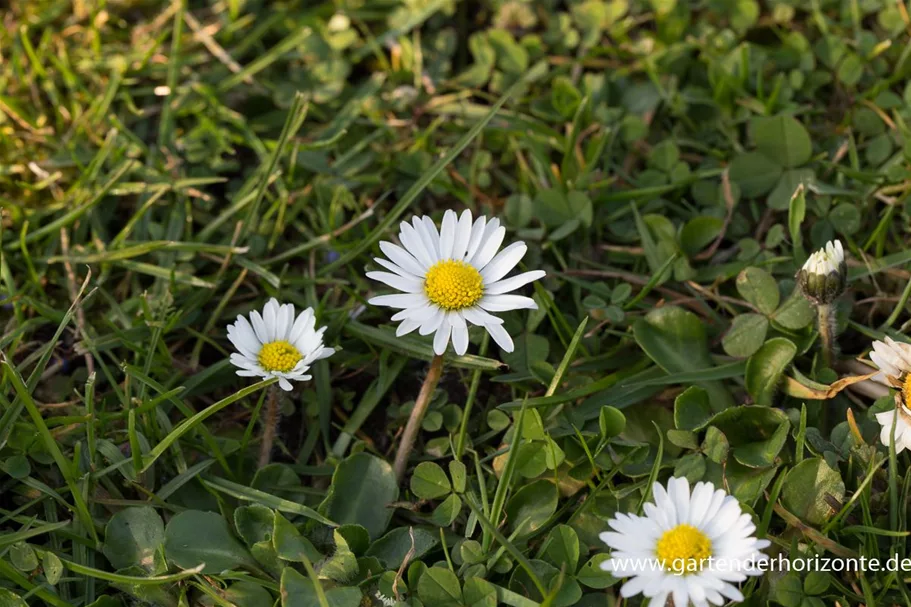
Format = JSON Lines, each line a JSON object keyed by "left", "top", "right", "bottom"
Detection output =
{"left": 869, "top": 337, "right": 911, "bottom": 452}
{"left": 226, "top": 298, "right": 334, "bottom": 391}
{"left": 796, "top": 239, "right": 847, "bottom": 306}
{"left": 600, "top": 477, "right": 769, "bottom": 607}
{"left": 367, "top": 210, "right": 546, "bottom": 355}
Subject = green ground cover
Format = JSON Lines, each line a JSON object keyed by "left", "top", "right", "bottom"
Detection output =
{"left": 4, "top": 0, "right": 911, "bottom": 605}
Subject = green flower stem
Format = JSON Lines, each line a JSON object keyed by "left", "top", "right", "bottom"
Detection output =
{"left": 258, "top": 385, "right": 282, "bottom": 467}
{"left": 817, "top": 303, "right": 836, "bottom": 370}
{"left": 394, "top": 354, "right": 445, "bottom": 482}
{"left": 817, "top": 303, "right": 837, "bottom": 434}
{"left": 455, "top": 333, "right": 488, "bottom": 459}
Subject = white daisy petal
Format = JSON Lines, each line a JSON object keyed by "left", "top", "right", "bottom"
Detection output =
{"left": 264, "top": 298, "right": 279, "bottom": 342}
{"left": 393, "top": 304, "right": 437, "bottom": 324}
{"left": 379, "top": 241, "right": 426, "bottom": 277}
{"left": 250, "top": 311, "right": 269, "bottom": 344}
{"left": 486, "top": 322, "right": 514, "bottom": 352}
{"left": 228, "top": 316, "right": 260, "bottom": 354}
{"left": 877, "top": 404, "right": 911, "bottom": 453}
{"left": 420, "top": 309, "right": 445, "bottom": 336}
{"left": 464, "top": 215, "right": 488, "bottom": 261}
{"left": 648, "top": 592, "right": 670, "bottom": 607}
{"left": 398, "top": 221, "right": 434, "bottom": 270}
{"left": 452, "top": 209, "right": 473, "bottom": 260}
{"left": 450, "top": 312, "right": 469, "bottom": 356}
{"left": 439, "top": 209, "right": 457, "bottom": 260}
{"left": 870, "top": 349, "right": 901, "bottom": 380}
{"left": 480, "top": 241, "right": 528, "bottom": 283}
{"left": 469, "top": 224, "right": 506, "bottom": 269}
{"left": 411, "top": 216, "right": 438, "bottom": 261}
{"left": 485, "top": 270, "right": 546, "bottom": 295}
{"left": 672, "top": 585, "right": 688, "bottom": 607}
{"left": 420, "top": 215, "right": 442, "bottom": 258}
{"left": 227, "top": 328, "right": 258, "bottom": 360}
{"left": 885, "top": 336, "right": 911, "bottom": 368}
{"left": 288, "top": 308, "right": 315, "bottom": 345}
{"left": 311, "top": 347, "right": 335, "bottom": 361}
{"left": 478, "top": 294, "right": 538, "bottom": 312}
{"left": 366, "top": 271, "right": 423, "bottom": 293}
{"left": 461, "top": 306, "right": 504, "bottom": 327}
{"left": 396, "top": 317, "right": 422, "bottom": 336}
{"left": 433, "top": 320, "right": 452, "bottom": 355}
{"left": 373, "top": 256, "right": 420, "bottom": 279}
{"left": 368, "top": 293, "right": 425, "bottom": 309}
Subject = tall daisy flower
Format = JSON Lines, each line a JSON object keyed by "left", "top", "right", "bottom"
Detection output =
{"left": 600, "top": 477, "right": 769, "bottom": 607}
{"left": 796, "top": 240, "right": 848, "bottom": 369}
{"left": 367, "top": 209, "right": 545, "bottom": 355}
{"left": 226, "top": 298, "right": 334, "bottom": 392}
{"left": 869, "top": 337, "right": 911, "bottom": 453}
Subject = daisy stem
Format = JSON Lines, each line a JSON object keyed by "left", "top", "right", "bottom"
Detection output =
{"left": 817, "top": 303, "right": 837, "bottom": 370}
{"left": 394, "top": 354, "right": 445, "bottom": 482}
{"left": 258, "top": 385, "right": 281, "bottom": 468}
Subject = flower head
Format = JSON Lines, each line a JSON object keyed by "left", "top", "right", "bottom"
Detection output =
{"left": 367, "top": 210, "right": 545, "bottom": 355}
{"left": 797, "top": 239, "right": 847, "bottom": 305}
{"left": 600, "top": 477, "right": 769, "bottom": 607}
{"left": 226, "top": 298, "right": 334, "bottom": 391}
{"left": 868, "top": 336, "right": 911, "bottom": 452}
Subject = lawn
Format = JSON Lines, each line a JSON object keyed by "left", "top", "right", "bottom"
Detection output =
{"left": 2, "top": 0, "right": 911, "bottom": 606}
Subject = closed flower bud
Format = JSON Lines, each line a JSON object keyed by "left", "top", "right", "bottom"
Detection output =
{"left": 797, "top": 240, "right": 847, "bottom": 306}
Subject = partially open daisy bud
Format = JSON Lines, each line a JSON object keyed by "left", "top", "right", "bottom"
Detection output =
{"left": 226, "top": 298, "right": 334, "bottom": 391}
{"left": 797, "top": 239, "right": 846, "bottom": 306}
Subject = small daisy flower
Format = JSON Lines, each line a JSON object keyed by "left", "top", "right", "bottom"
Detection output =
{"left": 226, "top": 298, "right": 334, "bottom": 391}
{"left": 868, "top": 337, "right": 911, "bottom": 452}
{"left": 796, "top": 239, "right": 847, "bottom": 305}
{"left": 600, "top": 477, "right": 769, "bottom": 607}
{"left": 367, "top": 210, "right": 545, "bottom": 355}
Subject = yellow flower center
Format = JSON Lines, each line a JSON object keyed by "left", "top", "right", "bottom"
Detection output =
{"left": 903, "top": 374, "right": 911, "bottom": 407}
{"left": 258, "top": 341, "right": 302, "bottom": 373}
{"left": 424, "top": 260, "right": 484, "bottom": 311}
{"left": 656, "top": 524, "right": 712, "bottom": 575}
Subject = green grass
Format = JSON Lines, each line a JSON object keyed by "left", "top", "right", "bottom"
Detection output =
{"left": 4, "top": 0, "right": 911, "bottom": 606}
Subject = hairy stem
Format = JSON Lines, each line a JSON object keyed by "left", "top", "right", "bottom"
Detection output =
{"left": 258, "top": 386, "right": 281, "bottom": 467}
{"left": 817, "top": 304, "right": 837, "bottom": 370}
{"left": 394, "top": 355, "right": 445, "bottom": 482}
{"left": 817, "top": 303, "right": 837, "bottom": 434}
